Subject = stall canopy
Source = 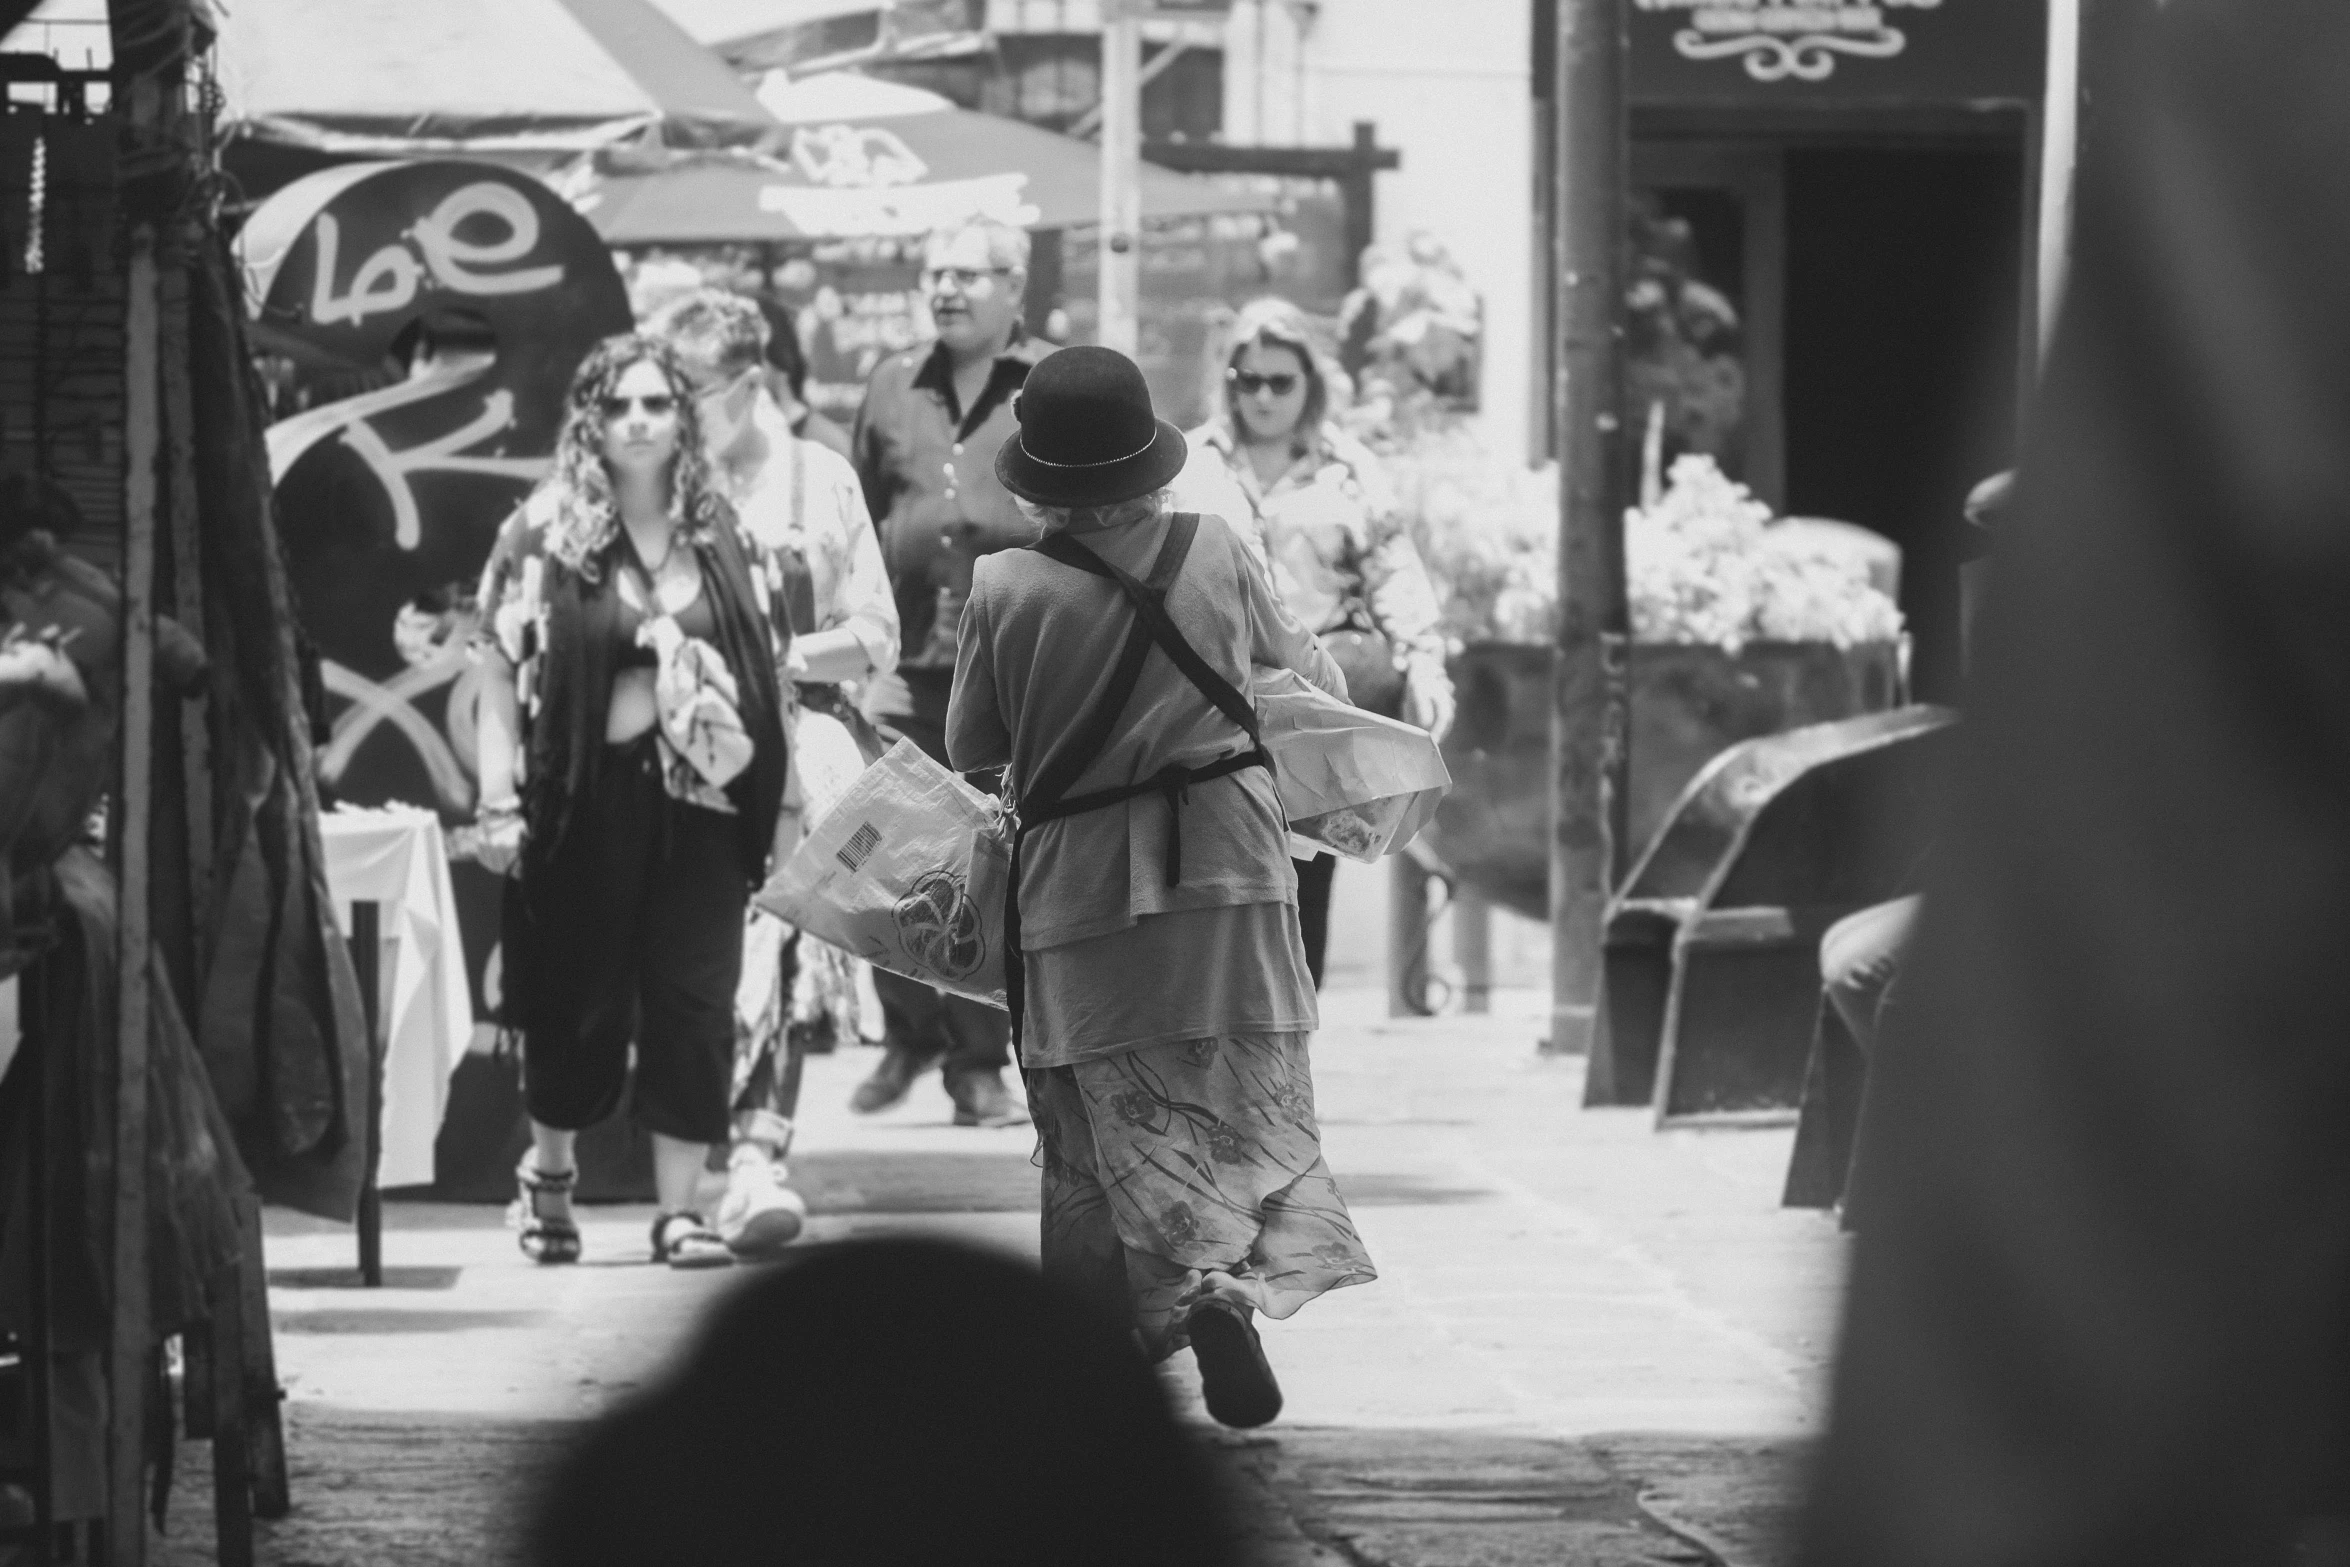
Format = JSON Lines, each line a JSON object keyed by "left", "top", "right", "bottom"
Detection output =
{"left": 566, "top": 69, "right": 1266, "bottom": 242}
{"left": 649, "top": 0, "right": 984, "bottom": 74}
{"left": 214, "top": 0, "right": 781, "bottom": 154}
{"left": 647, "top": 0, "right": 886, "bottom": 46}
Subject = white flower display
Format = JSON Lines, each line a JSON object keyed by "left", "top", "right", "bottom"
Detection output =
{"left": 1391, "top": 430, "right": 1902, "bottom": 653}
{"left": 1389, "top": 423, "right": 1560, "bottom": 648}
{"left": 1625, "top": 456, "right": 1904, "bottom": 652}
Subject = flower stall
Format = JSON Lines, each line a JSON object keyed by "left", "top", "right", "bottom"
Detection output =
{"left": 1402, "top": 444, "right": 1908, "bottom": 921}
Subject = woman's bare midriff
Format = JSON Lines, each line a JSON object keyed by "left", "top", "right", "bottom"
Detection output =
{"left": 606, "top": 561, "right": 706, "bottom": 743}
{"left": 605, "top": 668, "right": 659, "bottom": 743}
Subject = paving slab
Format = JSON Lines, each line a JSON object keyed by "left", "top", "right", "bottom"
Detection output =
{"left": 153, "top": 986, "right": 1840, "bottom": 1566}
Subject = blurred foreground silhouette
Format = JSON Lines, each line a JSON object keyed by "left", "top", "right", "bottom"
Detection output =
{"left": 1799, "top": 4, "right": 2350, "bottom": 1562}
{"left": 527, "top": 1238, "right": 1229, "bottom": 1567}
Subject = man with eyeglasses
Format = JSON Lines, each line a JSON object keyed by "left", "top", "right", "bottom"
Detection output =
{"left": 654, "top": 287, "right": 903, "bottom": 1254}
{"left": 845, "top": 218, "right": 1047, "bottom": 1129}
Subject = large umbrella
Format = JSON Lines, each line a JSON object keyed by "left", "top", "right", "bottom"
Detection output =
{"left": 564, "top": 71, "right": 1264, "bottom": 242}
{"left": 215, "top": 0, "right": 780, "bottom": 154}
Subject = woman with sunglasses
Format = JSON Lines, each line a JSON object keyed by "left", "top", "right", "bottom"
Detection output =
{"left": 1177, "top": 297, "right": 1456, "bottom": 988}
{"left": 472, "top": 336, "right": 791, "bottom": 1270}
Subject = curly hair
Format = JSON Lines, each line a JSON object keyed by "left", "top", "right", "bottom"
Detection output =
{"left": 540, "top": 335, "right": 724, "bottom": 579}
{"left": 650, "top": 288, "right": 769, "bottom": 378}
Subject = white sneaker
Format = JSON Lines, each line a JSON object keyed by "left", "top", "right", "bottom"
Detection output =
{"left": 714, "top": 1145, "right": 807, "bottom": 1259}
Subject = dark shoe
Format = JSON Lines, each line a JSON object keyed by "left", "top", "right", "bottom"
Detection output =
{"left": 850, "top": 1045, "right": 929, "bottom": 1115}
{"left": 1187, "top": 1297, "right": 1282, "bottom": 1428}
{"left": 650, "top": 1211, "right": 735, "bottom": 1270}
{"left": 948, "top": 1069, "right": 1030, "bottom": 1128}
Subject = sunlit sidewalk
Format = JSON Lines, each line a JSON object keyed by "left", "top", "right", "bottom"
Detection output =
{"left": 159, "top": 985, "right": 1844, "bottom": 1567}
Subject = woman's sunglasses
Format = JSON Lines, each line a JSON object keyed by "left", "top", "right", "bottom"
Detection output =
{"left": 600, "top": 392, "right": 676, "bottom": 419}
{"left": 1227, "top": 370, "right": 1301, "bottom": 396}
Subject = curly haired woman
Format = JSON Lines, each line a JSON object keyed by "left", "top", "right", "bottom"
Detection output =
{"left": 472, "top": 336, "right": 791, "bottom": 1270}
{"left": 1174, "top": 297, "right": 1454, "bottom": 988}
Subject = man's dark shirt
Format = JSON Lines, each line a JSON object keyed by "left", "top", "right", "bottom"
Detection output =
{"left": 851, "top": 330, "right": 1050, "bottom": 672}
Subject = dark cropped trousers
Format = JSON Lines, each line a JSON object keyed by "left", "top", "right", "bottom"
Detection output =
{"left": 507, "top": 735, "right": 748, "bottom": 1146}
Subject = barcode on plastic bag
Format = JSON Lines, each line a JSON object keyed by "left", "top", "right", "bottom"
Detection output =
{"left": 836, "top": 821, "right": 883, "bottom": 872}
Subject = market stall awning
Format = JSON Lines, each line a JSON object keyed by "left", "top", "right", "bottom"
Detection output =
{"left": 214, "top": 0, "right": 781, "bottom": 154}
{"left": 645, "top": 0, "right": 884, "bottom": 46}
{"left": 565, "top": 71, "right": 1267, "bottom": 241}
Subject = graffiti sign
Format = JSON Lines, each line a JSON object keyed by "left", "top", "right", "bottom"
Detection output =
{"left": 244, "top": 160, "right": 633, "bottom": 1040}
{"left": 244, "top": 160, "right": 632, "bottom": 819}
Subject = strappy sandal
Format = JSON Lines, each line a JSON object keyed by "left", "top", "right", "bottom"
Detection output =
{"left": 650, "top": 1211, "right": 735, "bottom": 1271}
{"left": 508, "top": 1160, "right": 581, "bottom": 1265}
{"left": 1186, "top": 1297, "right": 1283, "bottom": 1428}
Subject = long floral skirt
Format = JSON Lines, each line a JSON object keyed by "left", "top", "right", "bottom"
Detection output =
{"left": 1025, "top": 1032, "right": 1376, "bottom": 1361}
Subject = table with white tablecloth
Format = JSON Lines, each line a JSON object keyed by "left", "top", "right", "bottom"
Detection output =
{"left": 319, "top": 805, "right": 475, "bottom": 1190}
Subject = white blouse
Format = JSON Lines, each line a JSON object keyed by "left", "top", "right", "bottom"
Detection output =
{"left": 722, "top": 400, "right": 901, "bottom": 682}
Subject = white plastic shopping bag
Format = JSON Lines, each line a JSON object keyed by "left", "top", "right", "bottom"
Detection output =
{"left": 769, "top": 705, "right": 874, "bottom": 868}
{"left": 1256, "top": 667, "right": 1452, "bottom": 863}
{"left": 755, "top": 739, "right": 1011, "bottom": 1009}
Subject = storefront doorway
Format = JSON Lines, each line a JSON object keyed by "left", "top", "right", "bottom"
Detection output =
{"left": 1526, "top": 0, "right": 2051, "bottom": 700}
{"left": 1627, "top": 134, "right": 2024, "bottom": 701}
{"left": 1782, "top": 143, "right": 2024, "bottom": 700}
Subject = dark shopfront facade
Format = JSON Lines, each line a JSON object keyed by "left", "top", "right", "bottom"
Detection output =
{"left": 1537, "top": 0, "right": 2049, "bottom": 703}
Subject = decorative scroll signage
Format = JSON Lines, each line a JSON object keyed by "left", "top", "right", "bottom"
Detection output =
{"left": 1650, "top": 0, "right": 1933, "bottom": 83}
{"left": 1631, "top": 0, "right": 2044, "bottom": 105}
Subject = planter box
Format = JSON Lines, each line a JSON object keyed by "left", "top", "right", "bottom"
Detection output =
{"left": 1428, "top": 639, "right": 1906, "bottom": 918}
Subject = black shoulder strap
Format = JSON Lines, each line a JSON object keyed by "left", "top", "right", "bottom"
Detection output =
{"left": 1021, "top": 513, "right": 1198, "bottom": 814}
{"left": 1032, "top": 512, "right": 1261, "bottom": 758}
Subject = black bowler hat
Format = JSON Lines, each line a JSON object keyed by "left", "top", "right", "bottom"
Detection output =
{"left": 996, "top": 345, "right": 1189, "bottom": 508}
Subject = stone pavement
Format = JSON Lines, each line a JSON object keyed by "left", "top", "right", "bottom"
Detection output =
{"left": 155, "top": 986, "right": 1845, "bottom": 1567}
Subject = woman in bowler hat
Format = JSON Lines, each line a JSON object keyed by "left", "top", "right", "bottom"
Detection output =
{"left": 946, "top": 345, "right": 1376, "bottom": 1427}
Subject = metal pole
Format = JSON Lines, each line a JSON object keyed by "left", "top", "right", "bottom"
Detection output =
{"left": 1546, "top": 0, "right": 1629, "bottom": 1058}
{"left": 2037, "top": 0, "right": 2082, "bottom": 360}
{"left": 113, "top": 213, "right": 160, "bottom": 1567}
{"left": 1455, "top": 888, "right": 1492, "bottom": 1015}
{"left": 1386, "top": 856, "right": 1430, "bottom": 1018}
{"left": 351, "top": 902, "right": 383, "bottom": 1287}
{"left": 1098, "top": 0, "right": 1144, "bottom": 356}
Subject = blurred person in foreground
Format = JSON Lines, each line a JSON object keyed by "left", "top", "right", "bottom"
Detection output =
{"left": 1817, "top": 469, "right": 2007, "bottom": 1228}
{"left": 473, "top": 337, "right": 791, "bottom": 1271}
{"left": 1797, "top": 6, "right": 2350, "bottom": 1562}
{"left": 950, "top": 346, "right": 1376, "bottom": 1428}
{"left": 527, "top": 1239, "right": 1230, "bottom": 1567}
{"left": 1175, "top": 297, "right": 1454, "bottom": 988}
{"left": 656, "top": 288, "right": 901, "bottom": 1259}
{"left": 846, "top": 218, "right": 1047, "bottom": 1128}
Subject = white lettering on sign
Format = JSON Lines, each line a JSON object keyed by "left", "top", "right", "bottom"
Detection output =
{"left": 792, "top": 124, "right": 930, "bottom": 190}
{"left": 308, "top": 180, "right": 567, "bottom": 328}
{"left": 410, "top": 182, "right": 566, "bottom": 297}
{"left": 1636, "top": 0, "right": 1943, "bottom": 81}
{"left": 760, "top": 175, "right": 1041, "bottom": 238}
{"left": 340, "top": 390, "right": 551, "bottom": 550}
{"left": 309, "top": 213, "right": 422, "bottom": 326}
